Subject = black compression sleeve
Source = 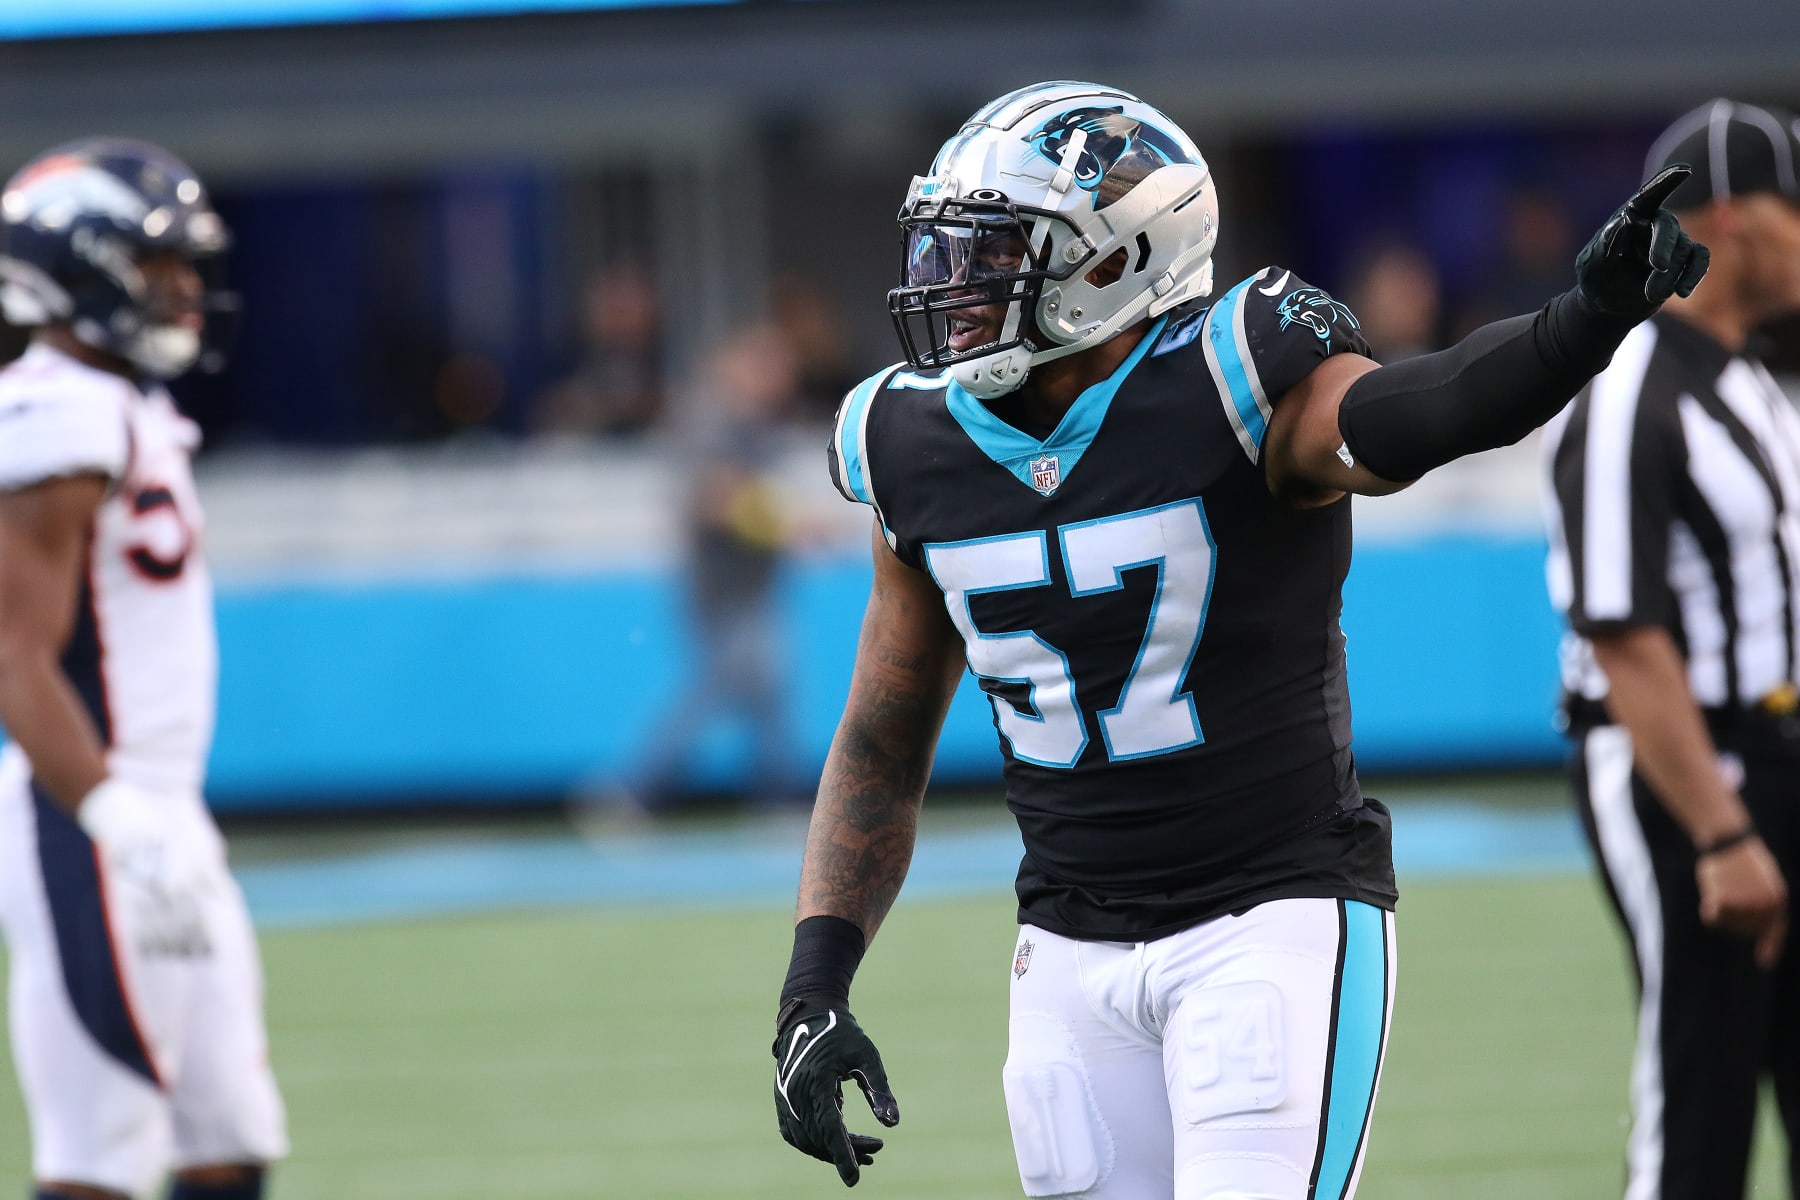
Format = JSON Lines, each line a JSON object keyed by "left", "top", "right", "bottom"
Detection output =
{"left": 779, "top": 914, "right": 868, "bottom": 1011}
{"left": 1337, "top": 286, "right": 1640, "bottom": 483}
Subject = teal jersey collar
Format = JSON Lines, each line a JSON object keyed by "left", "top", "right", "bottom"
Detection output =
{"left": 945, "top": 316, "right": 1168, "bottom": 496}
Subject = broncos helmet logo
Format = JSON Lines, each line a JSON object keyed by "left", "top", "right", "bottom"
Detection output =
{"left": 1025, "top": 106, "right": 1194, "bottom": 209}
{"left": 1276, "top": 287, "right": 1361, "bottom": 342}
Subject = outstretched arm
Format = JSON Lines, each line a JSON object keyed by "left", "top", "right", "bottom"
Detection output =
{"left": 1265, "top": 166, "right": 1708, "bottom": 505}
{"left": 773, "top": 519, "right": 965, "bottom": 1188}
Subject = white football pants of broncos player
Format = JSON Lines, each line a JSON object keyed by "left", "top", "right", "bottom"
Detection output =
{"left": 1003, "top": 897, "right": 1395, "bottom": 1200}
{"left": 0, "top": 754, "right": 287, "bottom": 1196}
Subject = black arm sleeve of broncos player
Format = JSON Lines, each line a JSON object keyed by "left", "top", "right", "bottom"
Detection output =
{"left": 1336, "top": 287, "right": 1638, "bottom": 483}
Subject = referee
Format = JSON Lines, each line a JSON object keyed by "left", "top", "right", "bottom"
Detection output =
{"left": 1544, "top": 98, "right": 1800, "bottom": 1200}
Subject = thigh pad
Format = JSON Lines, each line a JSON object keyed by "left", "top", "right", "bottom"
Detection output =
{"left": 1003, "top": 1011, "right": 1114, "bottom": 1198}
{"left": 1169, "top": 979, "right": 1287, "bottom": 1126}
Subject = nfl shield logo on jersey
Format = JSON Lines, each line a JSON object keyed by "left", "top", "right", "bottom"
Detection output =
{"left": 1029, "top": 455, "right": 1061, "bottom": 495}
{"left": 1013, "top": 938, "right": 1035, "bottom": 979}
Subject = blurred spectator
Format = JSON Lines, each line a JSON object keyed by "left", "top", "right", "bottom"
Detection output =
{"left": 770, "top": 270, "right": 860, "bottom": 422}
{"left": 626, "top": 321, "right": 806, "bottom": 812}
{"left": 1342, "top": 242, "right": 1444, "bottom": 362}
{"left": 534, "top": 260, "right": 665, "bottom": 437}
{"left": 434, "top": 350, "right": 509, "bottom": 432}
{"left": 1454, "top": 185, "right": 1578, "bottom": 337}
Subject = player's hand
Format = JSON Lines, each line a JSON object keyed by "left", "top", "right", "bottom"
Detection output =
{"left": 79, "top": 778, "right": 223, "bottom": 905}
{"left": 773, "top": 1001, "right": 899, "bottom": 1187}
{"left": 1574, "top": 165, "right": 1710, "bottom": 317}
{"left": 1695, "top": 834, "right": 1788, "bottom": 969}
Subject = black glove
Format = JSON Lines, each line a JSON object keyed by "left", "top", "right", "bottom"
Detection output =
{"left": 1575, "top": 164, "right": 1710, "bottom": 317}
{"left": 773, "top": 998, "right": 900, "bottom": 1187}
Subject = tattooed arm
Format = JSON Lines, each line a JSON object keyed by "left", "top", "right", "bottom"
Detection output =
{"left": 772, "top": 520, "right": 965, "bottom": 1185}
{"left": 798, "top": 520, "right": 966, "bottom": 937}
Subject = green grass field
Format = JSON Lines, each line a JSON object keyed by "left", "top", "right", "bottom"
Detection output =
{"left": 0, "top": 827, "right": 1788, "bottom": 1197}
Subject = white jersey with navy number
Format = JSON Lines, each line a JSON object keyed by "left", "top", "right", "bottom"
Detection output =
{"left": 0, "top": 342, "right": 286, "bottom": 1191}
{"left": 0, "top": 341, "right": 216, "bottom": 795}
{"left": 829, "top": 267, "right": 1398, "bottom": 941}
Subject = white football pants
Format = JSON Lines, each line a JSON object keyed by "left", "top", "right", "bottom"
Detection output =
{"left": 0, "top": 754, "right": 287, "bottom": 1197}
{"left": 1003, "top": 897, "right": 1395, "bottom": 1200}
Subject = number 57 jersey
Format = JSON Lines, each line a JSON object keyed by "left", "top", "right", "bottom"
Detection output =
{"left": 829, "top": 268, "right": 1397, "bottom": 942}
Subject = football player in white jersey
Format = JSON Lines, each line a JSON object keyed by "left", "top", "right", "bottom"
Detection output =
{"left": 0, "top": 140, "right": 286, "bottom": 1200}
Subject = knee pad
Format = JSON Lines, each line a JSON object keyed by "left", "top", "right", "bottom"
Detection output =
{"left": 1002, "top": 1012, "right": 1113, "bottom": 1198}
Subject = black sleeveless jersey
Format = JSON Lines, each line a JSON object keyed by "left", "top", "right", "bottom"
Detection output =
{"left": 828, "top": 267, "right": 1398, "bottom": 941}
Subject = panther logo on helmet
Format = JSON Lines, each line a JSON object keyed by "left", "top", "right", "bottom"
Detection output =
{"left": 1025, "top": 106, "right": 1196, "bottom": 209}
{"left": 890, "top": 82, "right": 1220, "bottom": 400}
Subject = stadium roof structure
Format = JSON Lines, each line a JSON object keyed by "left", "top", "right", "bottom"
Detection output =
{"left": 0, "top": 0, "right": 1794, "bottom": 177}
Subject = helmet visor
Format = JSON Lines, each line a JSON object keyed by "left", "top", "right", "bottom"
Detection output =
{"left": 889, "top": 206, "right": 1069, "bottom": 371}
{"left": 902, "top": 216, "right": 1033, "bottom": 289}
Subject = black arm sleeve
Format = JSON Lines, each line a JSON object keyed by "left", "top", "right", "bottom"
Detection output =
{"left": 1337, "top": 286, "right": 1640, "bottom": 483}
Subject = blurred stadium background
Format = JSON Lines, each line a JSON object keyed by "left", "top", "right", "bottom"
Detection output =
{"left": 2, "top": 0, "right": 1799, "bottom": 1195}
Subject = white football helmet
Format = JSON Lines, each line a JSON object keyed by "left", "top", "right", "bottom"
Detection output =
{"left": 888, "top": 81, "right": 1219, "bottom": 398}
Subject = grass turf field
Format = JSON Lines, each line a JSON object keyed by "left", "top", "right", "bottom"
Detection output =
{"left": 0, "top": 803, "right": 1788, "bottom": 1197}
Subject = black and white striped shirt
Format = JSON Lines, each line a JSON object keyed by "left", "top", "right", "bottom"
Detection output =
{"left": 1544, "top": 313, "right": 1800, "bottom": 714}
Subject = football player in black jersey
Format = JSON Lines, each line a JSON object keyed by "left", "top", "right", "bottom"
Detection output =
{"left": 771, "top": 81, "right": 1708, "bottom": 1198}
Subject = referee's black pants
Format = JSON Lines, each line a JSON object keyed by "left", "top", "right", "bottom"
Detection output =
{"left": 1570, "top": 716, "right": 1799, "bottom": 1200}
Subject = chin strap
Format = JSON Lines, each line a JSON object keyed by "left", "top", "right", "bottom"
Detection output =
{"left": 955, "top": 291, "right": 1180, "bottom": 399}
{"left": 952, "top": 342, "right": 1035, "bottom": 398}
{"left": 953, "top": 129, "right": 1099, "bottom": 401}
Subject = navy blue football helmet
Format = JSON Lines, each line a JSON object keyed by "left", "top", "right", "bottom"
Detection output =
{"left": 0, "top": 137, "right": 232, "bottom": 378}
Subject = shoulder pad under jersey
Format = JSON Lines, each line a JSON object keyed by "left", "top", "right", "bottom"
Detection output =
{"left": 0, "top": 347, "right": 131, "bottom": 492}
{"left": 826, "top": 363, "right": 951, "bottom": 506}
{"left": 1183, "top": 265, "right": 1371, "bottom": 463}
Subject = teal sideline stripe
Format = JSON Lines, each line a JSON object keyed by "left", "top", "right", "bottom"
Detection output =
{"left": 1205, "top": 276, "right": 1268, "bottom": 450}
{"left": 1314, "top": 900, "right": 1389, "bottom": 1199}
{"left": 943, "top": 317, "right": 1168, "bottom": 493}
{"left": 0, "top": 0, "right": 736, "bottom": 41}
{"left": 231, "top": 803, "right": 1583, "bottom": 930}
{"left": 194, "top": 535, "right": 1566, "bottom": 805}
{"left": 836, "top": 371, "right": 887, "bottom": 505}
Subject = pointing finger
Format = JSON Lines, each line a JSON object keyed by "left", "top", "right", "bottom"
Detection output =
{"left": 1625, "top": 164, "right": 1691, "bottom": 221}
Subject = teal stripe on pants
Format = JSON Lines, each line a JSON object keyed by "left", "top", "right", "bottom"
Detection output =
{"left": 1313, "top": 900, "right": 1390, "bottom": 1199}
